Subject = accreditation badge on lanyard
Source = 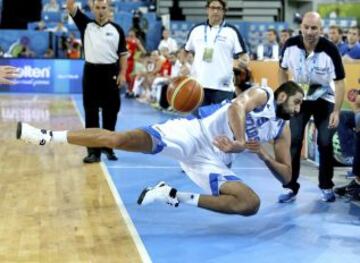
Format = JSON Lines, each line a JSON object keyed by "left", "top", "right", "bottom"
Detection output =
{"left": 298, "top": 51, "right": 316, "bottom": 100}
{"left": 202, "top": 22, "right": 224, "bottom": 63}
{"left": 203, "top": 48, "right": 214, "bottom": 62}
{"left": 299, "top": 83, "right": 310, "bottom": 96}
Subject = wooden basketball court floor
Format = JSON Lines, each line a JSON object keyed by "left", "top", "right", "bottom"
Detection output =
{"left": 0, "top": 93, "right": 359, "bottom": 262}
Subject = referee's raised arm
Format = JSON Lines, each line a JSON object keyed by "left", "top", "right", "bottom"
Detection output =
{"left": 66, "top": 0, "right": 77, "bottom": 16}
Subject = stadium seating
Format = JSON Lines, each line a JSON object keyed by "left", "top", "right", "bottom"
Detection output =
{"left": 158, "top": 0, "right": 283, "bottom": 22}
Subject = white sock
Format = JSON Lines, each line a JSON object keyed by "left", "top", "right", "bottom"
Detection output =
{"left": 52, "top": 131, "right": 68, "bottom": 143}
{"left": 176, "top": 192, "right": 200, "bottom": 206}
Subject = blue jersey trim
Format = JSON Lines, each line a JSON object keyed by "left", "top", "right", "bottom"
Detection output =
{"left": 209, "top": 173, "right": 241, "bottom": 196}
{"left": 199, "top": 100, "right": 231, "bottom": 118}
{"left": 209, "top": 173, "right": 220, "bottom": 196}
{"left": 253, "top": 88, "right": 270, "bottom": 113}
{"left": 139, "top": 126, "right": 167, "bottom": 154}
{"left": 224, "top": 175, "right": 241, "bottom": 181}
{"left": 274, "top": 120, "right": 286, "bottom": 140}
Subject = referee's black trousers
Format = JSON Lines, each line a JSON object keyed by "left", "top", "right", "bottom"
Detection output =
{"left": 288, "top": 99, "right": 336, "bottom": 191}
{"left": 83, "top": 62, "right": 121, "bottom": 157}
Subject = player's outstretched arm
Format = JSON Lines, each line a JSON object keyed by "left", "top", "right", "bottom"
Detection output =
{"left": 246, "top": 124, "right": 292, "bottom": 185}
{"left": 0, "top": 66, "right": 19, "bottom": 85}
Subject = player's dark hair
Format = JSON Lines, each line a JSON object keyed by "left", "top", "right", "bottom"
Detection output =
{"left": 274, "top": 81, "right": 304, "bottom": 99}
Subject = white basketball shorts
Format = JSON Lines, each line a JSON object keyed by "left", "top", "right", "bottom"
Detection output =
{"left": 140, "top": 117, "right": 242, "bottom": 195}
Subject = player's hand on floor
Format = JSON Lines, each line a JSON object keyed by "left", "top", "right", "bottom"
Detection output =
{"left": 213, "top": 136, "right": 245, "bottom": 153}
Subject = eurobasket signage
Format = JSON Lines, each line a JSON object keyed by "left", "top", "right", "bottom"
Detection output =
{"left": 0, "top": 59, "right": 84, "bottom": 93}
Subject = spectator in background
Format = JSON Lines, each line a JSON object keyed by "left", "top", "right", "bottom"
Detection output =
{"left": 187, "top": 51, "right": 194, "bottom": 66}
{"left": 133, "top": 53, "right": 155, "bottom": 100}
{"left": 43, "top": 48, "right": 55, "bottom": 58}
{"left": 131, "top": 53, "right": 149, "bottom": 98}
{"left": 43, "top": 0, "right": 60, "bottom": 12}
{"left": 34, "top": 20, "right": 48, "bottom": 31}
{"left": 65, "top": 32, "right": 82, "bottom": 58}
{"left": 130, "top": 9, "right": 148, "bottom": 46}
{"left": 67, "top": 41, "right": 81, "bottom": 59}
{"left": 47, "top": 21, "right": 68, "bottom": 33}
{"left": 125, "top": 29, "right": 146, "bottom": 98}
{"left": 7, "top": 36, "right": 36, "bottom": 58}
{"left": 257, "top": 28, "right": 279, "bottom": 60}
{"left": 150, "top": 46, "right": 173, "bottom": 105}
{"left": 185, "top": 0, "right": 249, "bottom": 107}
{"left": 232, "top": 57, "right": 253, "bottom": 95}
{"left": 171, "top": 48, "right": 191, "bottom": 77}
{"left": 279, "top": 28, "right": 293, "bottom": 52}
{"left": 328, "top": 25, "right": 347, "bottom": 56}
{"left": 335, "top": 90, "right": 360, "bottom": 200}
{"left": 158, "top": 47, "right": 172, "bottom": 77}
{"left": 343, "top": 26, "right": 360, "bottom": 63}
{"left": 138, "top": 50, "right": 163, "bottom": 103}
{"left": 158, "top": 29, "right": 178, "bottom": 53}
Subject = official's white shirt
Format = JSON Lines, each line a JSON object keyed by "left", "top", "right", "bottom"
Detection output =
{"left": 280, "top": 36, "right": 345, "bottom": 102}
{"left": 71, "top": 8, "right": 127, "bottom": 64}
{"left": 185, "top": 21, "right": 246, "bottom": 92}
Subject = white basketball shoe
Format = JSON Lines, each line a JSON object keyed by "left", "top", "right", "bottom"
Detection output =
{"left": 16, "top": 122, "right": 52, "bottom": 146}
{"left": 137, "top": 181, "right": 179, "bottom": 207}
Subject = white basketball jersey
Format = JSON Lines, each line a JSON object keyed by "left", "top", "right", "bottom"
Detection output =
{"left": 193, "top": 86, "right": 286, "bottom": 165}
{"left": 200, "top": 86, "right": 286, "bottom": 144}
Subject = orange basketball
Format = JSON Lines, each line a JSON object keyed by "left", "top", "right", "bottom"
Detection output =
{"left": 167, "top": 76, "right": 204, "bottom": 113}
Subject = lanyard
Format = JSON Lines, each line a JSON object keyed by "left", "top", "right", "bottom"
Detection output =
{"left": 204, "top": 21, "right": 225, "bottom": 46}
{"left": 297, "top": 50, "right": 318, "bottom": 84}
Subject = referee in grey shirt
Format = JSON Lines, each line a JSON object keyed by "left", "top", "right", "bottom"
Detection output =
{"left": 67, "top": 0, "right": 128, "bottom": 163}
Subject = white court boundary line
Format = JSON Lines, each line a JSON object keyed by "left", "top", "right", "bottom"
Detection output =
{"left": 107, "top": 165, "right": 268, "bottom": 170}
{"left": 71, "top": 96, "right": 152, "bottom": 263}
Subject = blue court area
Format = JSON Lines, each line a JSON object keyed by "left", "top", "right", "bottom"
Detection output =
{"left": 74, "top": 95, "right": 360, "bottom": 263}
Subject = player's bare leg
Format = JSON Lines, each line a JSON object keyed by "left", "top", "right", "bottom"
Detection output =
{"left": 17, "top": 122, "right": 152, "bottom": 152}
{"left": 67, "top": 129, "right": 152, "bottom": 152}
{"left": 139, "top": 180, "right": 260, "bottom": 216}
{"left": 197, "top": 181, "right": 260, "bottom": 216}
